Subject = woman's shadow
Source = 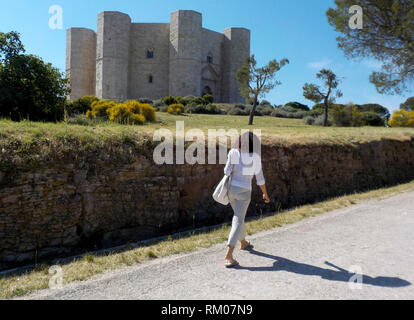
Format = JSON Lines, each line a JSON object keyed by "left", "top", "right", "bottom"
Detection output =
{"left": 235, "top": 249, "right": 411, "bottom": 288}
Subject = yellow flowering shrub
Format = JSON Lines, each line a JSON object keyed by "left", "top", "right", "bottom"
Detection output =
{"left": 86, "top": 100, "right": 117, "bottom": 119}
{"left": 107, "top": 103, "right": 146, "bottom": 125}
{"left": 85, "top": 99, "right": 156, "bottom": 125}
{"left": 123, "top": 101, "right": 156, "bottom": 122}
{"left": 388, "top": 109, "right": 414, "bottom": 127}
{"left": 167, "top": 103, "right": 185, "bottom": 115}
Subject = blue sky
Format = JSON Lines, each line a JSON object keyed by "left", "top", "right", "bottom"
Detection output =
{"left": 0, "top": 0, "right": 408, "bottom": 111}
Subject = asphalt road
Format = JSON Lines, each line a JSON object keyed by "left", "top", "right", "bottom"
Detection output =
{"left": 24, "top": 191, "right": 414, "bottom": 300}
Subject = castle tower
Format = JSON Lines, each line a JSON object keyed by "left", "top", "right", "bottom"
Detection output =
{"left": 66, "top": 28, "right": 96, "bottom": 100}
{"left": 222, "top": 28, "right": 251, "bottom": 103}
{"left": 96, "top": 11, "right": 131, "bottom": 100}
{"left": 169, "top": 10, "right": 202, "bottom": 97}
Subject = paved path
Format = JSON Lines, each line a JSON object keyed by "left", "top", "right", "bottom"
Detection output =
{"left": 25, "top": 191, "right": 414, "bottom": 300}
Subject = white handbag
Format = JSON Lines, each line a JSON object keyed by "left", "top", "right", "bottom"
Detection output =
{"left": 212, "top": 165, "right": 234, "bottom": 205}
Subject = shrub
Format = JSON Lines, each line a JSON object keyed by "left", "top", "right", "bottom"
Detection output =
{"left": 175, "top": 96, "right": 186, "bottom": 106}
{"left": 167, "top": 103, "right": 185, "bottom": 115}
{"left": 259, "top": 106, "right": 274, "bottom": 116}
{"left": 313, "top": 114, "right": 332, "bottom": 126}
{"left": 228, "top": 108, "right": 247, "bottom": 116}
{"left": 66, "top": 95, "right": 99, "bottom": 116}
{"left": 163, "top": 96, "right": 176, "bottom": 106}
{"left": 86, "top": 100, "right": 117, "bottom": 119}
{"left": 124, "top": 100, "right": 156, "bottom": 122}
{"left": 284, "top": 101, "right": 310, "bottom": 111}
{"left": 360, "top": 111, "right": 385, "bottom": 126}
{"left": 388, "top": 109, "right": 414, "bottom": 127}
{"left": 107, "top": 103, "right": 146, "bottom": 125}
{"left": 188, "top": 96, "right": 205, "bottom": 105}
{"left": 138, "top": 98, "right": 153, "bottom": 105}
{"left": 245, "top": 105, "right": 263, "bottom": 116}
{"left": 202, "top": 94, "right": 214, "bottom": 104}
{"left": 185, "top": 103, "right": 221, "bottom": 114}
{"left": 271, "top": 107, "right": 308, "bottom": 119}
{"left": 260, "top": 100, "right": 272, "bottom": 106}
{"left": 303, "top": 116, "right": 316, "bottom": 125}
{"left": 331, "top": 104, "right": 363, "bottom": 127}
{"left": 182, "top": 95, "right": 197, "bottom": 105}
{"left": 358, "top": 103, "right": 389, "bottom": 118}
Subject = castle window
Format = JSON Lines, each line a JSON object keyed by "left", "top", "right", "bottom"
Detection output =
{"left": 146, "top": 50, "right": 154, "bottom": 59}
{"left": 207, "top": 55, "right": 213, "bottom": 63}
{"left": 148, "top": 75, "right": 153, "bottom": 83}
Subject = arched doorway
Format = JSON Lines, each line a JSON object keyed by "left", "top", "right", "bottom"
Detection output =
{"left": 202, "top": 86, "right": 213, "bottom": 96}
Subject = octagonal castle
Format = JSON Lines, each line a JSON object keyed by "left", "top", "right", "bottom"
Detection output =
{"left": 66, "top": 10, "right": 250, "bottom": 103}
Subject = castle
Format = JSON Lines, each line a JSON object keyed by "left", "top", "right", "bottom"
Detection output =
{"left": 66, "top": 10, "right": 250, "bottom": 103}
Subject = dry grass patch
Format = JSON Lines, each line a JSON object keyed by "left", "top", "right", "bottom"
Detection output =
{"left": 1, "top": 180, "right": 414, "bottom": 299}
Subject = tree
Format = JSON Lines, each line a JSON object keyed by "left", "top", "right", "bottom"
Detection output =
{"left": 236, "top": 55, "right": 289, "bottom": 125}
{"left": 401, "top": 97, "right": 414, "bottom": 111}
{"left": 327, "top": 0, "right": 414, "bottom": 95}
{"left": 303, "top": 69, "right": 343, "bottom": 127}
{"left": 0, "top": 31, "right": 25, "bottom": 62}
{"left": 284, "top": 101, "right": 309, "bottom": 111}
{"left": 357, "top": 103, "right": 390, "bottom": 119}
{"left": 0, "top": 31, "right": 68, "bottom": 121}
{"left": 388, "top": 109, "right": 414, "bottom": 127}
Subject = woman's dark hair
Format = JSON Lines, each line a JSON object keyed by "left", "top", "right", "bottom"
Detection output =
{"left": 233, "top": 131, "right": 260, "bottom": 154}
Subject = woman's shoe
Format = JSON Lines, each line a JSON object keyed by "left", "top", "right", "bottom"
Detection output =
{"left": 240, "top": 241, "right": 253, "bottom": 251}
{"left": 225, "top": 259, "right": 239, "bottom": 268}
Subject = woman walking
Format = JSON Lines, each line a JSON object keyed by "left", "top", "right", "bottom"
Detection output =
{"left": 224, "top": 132, "right": 270, "bottom": 268}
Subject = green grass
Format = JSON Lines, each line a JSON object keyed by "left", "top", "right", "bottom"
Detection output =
{"left": 1, "top": 179, "right": 414, "bottom": 299}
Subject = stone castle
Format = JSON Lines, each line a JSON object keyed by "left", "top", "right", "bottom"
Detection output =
{"left": 66, "top": 10, "right": 250, "bottom": 103}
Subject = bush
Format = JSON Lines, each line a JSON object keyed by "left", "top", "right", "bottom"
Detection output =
{"left": 138, "top": 98, "right": 153, "bottom": 105}
{"left": 167, "top": 103, "right": 185, "bottom": 115}
{"left": 284, "top": 101, "right": 310, "bottom": 111}
{"left": 388, "top": 109, "right": 414, "bottom": 127}
{"left": 258, "top": 106, "right": 274, "bottom": 116}
{"left": 86, "top": 100, "right": 117, "bottom": 119}
{"left": 124, "top": 100, "right": 156, "bottom": 122}
{"left": 182, "top": 95, "right": 197, "bottom": 105}
{"left": 357, "top": 104, "right": 389, "bottom": 118}
{"left": 245, "top": 105, "right": 263, "bottom": 116}
{"left": 260, "top": 100, "right": 272, "bottom": 106}
{"left": 331, "top": 104, "right": 363, "bottom": 127}
{"left": 271, "top": 107, "right": 308, "bottom": 119}
{"left": 162, "top": 96, "right": 176, "bottom": 106}
{"left": 185, "top": 103, "right": 221, "bottom": 114}
{"left": 66, "top": 95, "right": 99, "bottom": 116}
{"left": 189, "top": 96, "right": 205, "bottom": 105}
{"left": 360, "top": 111, "right": 385, "bottom": 126}
{"left": 227, "top": 106, "right": 249, "bottom": 116}
{"left": 303, "top": 116, "right": 316, "bottom": 125}
{"left": 107, "top": 103, "right": 146, "bottom": 125}
{"left": 313, "top": 114, "right": 332, "bottom": 126}
{"left": 175, "top": 96, "right": 186, "bottom": 106}
{"left": 202, "top": 94, "right": 214, "bottom": 104}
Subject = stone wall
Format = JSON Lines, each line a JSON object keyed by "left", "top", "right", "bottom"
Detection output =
{"left": 1, "top": 138, "right": 414, "bottom": 269}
